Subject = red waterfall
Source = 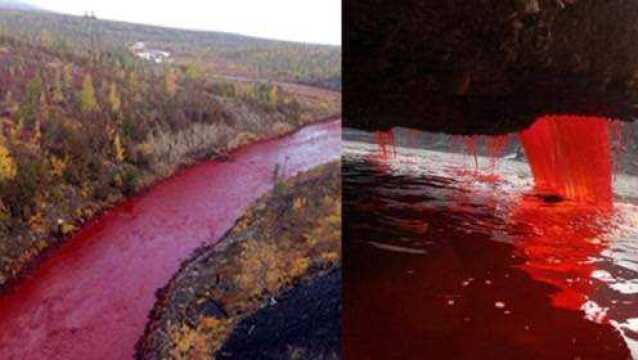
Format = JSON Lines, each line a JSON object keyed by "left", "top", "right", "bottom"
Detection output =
{"left": 519, "top": 115, "right": 613, "bottom": 206}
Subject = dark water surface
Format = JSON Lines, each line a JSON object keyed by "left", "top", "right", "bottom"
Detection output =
{"left": 344, "top": 129, "right": 638, "bottom": 359}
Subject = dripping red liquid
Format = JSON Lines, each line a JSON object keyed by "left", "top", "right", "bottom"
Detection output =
{"left": 374, "top": 129, "right": 396, "bottom": 161}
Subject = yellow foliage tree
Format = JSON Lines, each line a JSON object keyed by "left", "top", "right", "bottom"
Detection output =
{"left": 79, "top": 74, "right": 98, "bottom": 112}
{"left": 271, "top": 85, "right": 282, "bottom": 108}
{"left": 127, "top": 71, "right": 139, "bottom": 91}
{"left": 0, "top": 142, "right": 17, "bottom": 182}
{"left": 50, "top": 155, "right": 68, "bottom": 177}
{"left": 108, "top": 82, "right": 121, "bottom": 113}
{"left": 113, "top": 132, "right": 125, "bottom": 162}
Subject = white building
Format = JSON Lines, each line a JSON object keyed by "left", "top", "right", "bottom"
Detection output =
{"left": 129, "top": 42, "right": 172, "bottom": 64}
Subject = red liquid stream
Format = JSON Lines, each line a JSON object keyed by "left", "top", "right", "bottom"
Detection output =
{"left": 0, "top": 120, "right": 341, "bottom": 360}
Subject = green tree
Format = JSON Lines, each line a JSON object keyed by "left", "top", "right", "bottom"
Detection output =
{"left": 127, "top": 71, "right": 140, "bottom": 100}
{"left": 184, "top": 64, "right": 202, "bottom": 80}
{"left": 17, "top": 74, "right": 44, "bottom": 128}
{"left": 34, "top": 92, "right": 48, "bottom": 142}
{"left": 78, "top": 74, "right": 98, "bottom": 112}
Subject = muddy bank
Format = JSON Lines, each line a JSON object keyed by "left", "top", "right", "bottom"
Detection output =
{"left": 136, "top": 161, "right": 341, "bottom": 359}
{"left": 0, "top": 120, "right": 341, "bottom": 360}
{"left": 219, "top": 268, "right": 341, "bottom": 360}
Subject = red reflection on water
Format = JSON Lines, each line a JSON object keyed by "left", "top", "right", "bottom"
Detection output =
{"left": 511, "top": 198, "right": 610, "bottom": 313}
{"left": 519, "top": 116, "right": 613, "bottom": 205}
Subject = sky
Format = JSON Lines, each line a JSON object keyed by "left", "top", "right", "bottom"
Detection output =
{"left": 30, "top": 0, "right": 341, "bottom": 45}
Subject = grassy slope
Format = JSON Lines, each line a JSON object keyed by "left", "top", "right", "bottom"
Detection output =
{"left": 136, "top": 161, "right": 341, "bottom": 359}
{"left": 0, "top": 9, "right": 341, "bottom": 89}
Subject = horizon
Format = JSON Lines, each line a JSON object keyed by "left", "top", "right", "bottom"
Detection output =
{"left": 28, "top": 0, "right": 342, "bottom": 46}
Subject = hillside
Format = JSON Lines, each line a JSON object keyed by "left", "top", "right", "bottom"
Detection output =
{"left": 0, "top": 9, "right": 341, "bottom": 89}
{"left": 0, "top": 22, "right": 339, "bottom": 286}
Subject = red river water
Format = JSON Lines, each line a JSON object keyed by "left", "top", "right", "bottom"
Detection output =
{"left": 344, "top": 117, "right": 638, "bottom": 359}
{"left": 0, "top": 119, "right": 341, "bottom": 359}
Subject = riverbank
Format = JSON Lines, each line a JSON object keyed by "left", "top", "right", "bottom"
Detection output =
{"left": 136, "top": 161, "right": 341, "bottom": 359}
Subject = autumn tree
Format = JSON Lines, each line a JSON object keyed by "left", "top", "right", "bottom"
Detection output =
{"left": 108, "top": 82, "right": 121, "bottom": 113}
{"left": 78, "top": 74, "right": 98, "bottom": 112}
{"left": 37, "top": 30, "right": 52, "bottom": 48}
{"left": 163, "top": 69, "right": 178, "bottom": 96}
{"left": 63, "top": 64, "right": 73, "bottom": 87}
{"left": 271, "top": 85, "right": 280, "bottom": 107}
{"left": 52, "top": 68, "right": 65, "bottom": 103}
{"left": 0, "top": 140, "right": 16, "bottom": 183}
{"left": 113, "top": 132, "right": 125, "bottom": 162}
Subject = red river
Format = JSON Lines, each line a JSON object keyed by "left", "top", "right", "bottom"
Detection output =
{"left": 0, "top": 119, "right": 341, "bottom": 359}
